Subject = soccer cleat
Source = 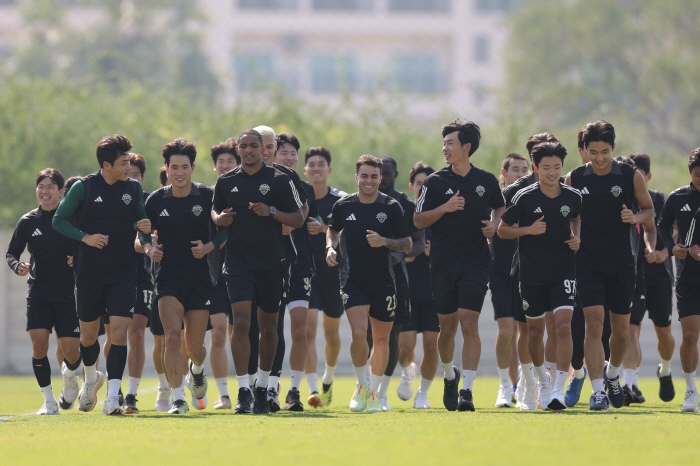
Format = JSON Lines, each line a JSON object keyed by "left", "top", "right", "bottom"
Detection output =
{"left": 548, "top": 389, "right": 566, "bottom": 410}
{"left": 442, "top": 367, "right": 461, "bottom": 411}
{"left": 168, "top": 399, "right": 189, "bottom": 414}
{"left": 78, "top": 371, "right": 105, "bottom": 412}
{"left": 253, "top": 386, "right": 269, "bottom": 414}
{"left": 155, "top": 385, "right": 172, "bottom": 412}
{"left": 589, "top": 390, "right": 610, "bottom": 411}
{"left": 366, "top": 391, "right": 382, "bottom": 413}
{"left": 681, "top": 389, "right": 699, "bottom": 413}
{"left": 188, "top": 362, "right": 208, "bottom": 409}
{"left": 102, "top": 395, "right": 123, "bottom": 415}
{"left": 413, "top": 390, "right": 431, "bottom": 409}
{"left": 349, "top": 383, "right": 369, "bottom": 412}
{"left": 58, "top": 393, "right": 73, "bottom": 411}
{"left": 537, "top": 374, "right": 552, "bottom": 410}
{"left": 397, "top": 362, "right": 417, "bottom": 401}
{"left": 285, "top": 388, "right": 304, "bottom": 412}
{"left": 657, "top": 364, "right": 675, "bottom": 402}
{"left": 520, "top": 383, "right": 538, "bottom": 411}
{"left": 511, "top": 383, "right": 518, "bottom": 404}
{"left": 38, "top": 401, "right": 60, "bottom": 415}
{"left": 632, "top": 385, "right": 646, "bottom": 403}
{"left": 495, "top": 384, "right": 513, "bottom": 408}
{"left": 457, "top": 389, "right": 475, "bottom": 412}
{"left": 378, "top": 393, "right": 392, "bottom": 411}
{"left": 321, "top": 382, "right": 333, "bottom": 407}
{"left": 604, "top": 364, "right": 625, "bottom": 408}
{"left": 308, "top": 391, "right": 323, "bottom": 408}
{"left": 564, "top": 366, "right": 587, "bottom": 407}
{"left": 123, "top": 394, "right": 139, "bottom": 414}
{"left": 213, "top": 395, "right": 232, "bottom": 410}
{"left": 623, "top": 386, "right": 634, "bottom": 406}
{"left": 515, "top": 382, "right": 525, "bottom": 409}
{"left": 60, "top": 364, "right": 80, "bottom": 408}
{"left": 268, "top": 384, "right": 281, "bottom": 413}
{"left": 118, "top": 387, "right": 124, "bottom": 407}
{"left": 234, "top": 387, "right": 254, "bottom": 414}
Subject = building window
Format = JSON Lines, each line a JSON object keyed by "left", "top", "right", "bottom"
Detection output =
{"left": 389, "top": 0, "right": 450, "bottom": 12}
{"left": 238, "top": 0, "right": 298, "bottom": 10}
{"left": 312, "top": 0, "right": 373, "bottom": 11}
{"left": 234, "top": 54, "right": 275, "bottom": 91}
{"left": 474, "top": 35, "right": 490, "bottom": 63}
{"left": 311, "top": 54, "right": 357, "bottom": 92}
{"left": 474, "top": 0, "right": 520, "bottom": 12}
{"left": 394, "top": 54, "right": 443, "bottom": 93}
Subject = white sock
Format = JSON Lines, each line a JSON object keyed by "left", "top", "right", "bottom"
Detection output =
{"left": 172, "top": 386, "right": 186, "bottom": 402}
{"left": 546, "top": 360, "right": 557, "bottom": 386}
{"left": 535, "top": 364, "right": 549, "bottom": 384}
{"left": 290, "top": 371, "right": 303, "bottom": 390}
{"left": 366, "top": 360, "right": 371, "bottom": 380}
{"left": 683, "top": 371, "right": 697, "bottom": 391}
{"left": 84, "top": 364, "right": 97, "bottom": 385}
{"left": 267, "top": 375, "right": 280, "bottom": 390}
{"left": 573, "top": 367, "right": 586, "bottom": 379}
{"left": 322, "top": 364, "right": 336, "bottom": 385}
{"left": 248, "top": 373, "right": 256, "bottom": 386}
{"left": 462, "top": 370, "right": 476, "bottom": 391}
{"left": 378, "top": 375, "right": 391, "bottom": 396}
{"left": 354, "top": 365, "right": 368, "bottom": 385}
{"left": 606, "top": 363, "right": 620, "bottom": 379}
{"left": 41, "top": 385, "right": 56, "bottom": 403}
{"left": 370, "top": 372, "right": 382, "bottom": 393}
{"left": 497, "top": 367, "right": 510, "bottom": 387}
{"left": 623, "top": 368, "right": 636, "bottom": 387}
{"left": 62, "top": 364, "right": 76, "bottom": 378}
{"left": 256, "top": 369, "right": 270, "bottom": 388}
{"left": 191, "top": 363, "right": 204, "bottom": 375}
{"left": 157, "top": 373, "right": 170, "bottom": 389}
{"left": 660, "top": 359, "right": 672, "bottom": 377}
{"left": 419, "top": 377, "right": 433, "bottom": 393}
{"left": 591, "top": 378, "right": 605, "bottom": 393}
{"left": 521, "top": 362, "right": 536, "bottom": 386}
{"left": 215, "top": 377, "right": 229, "bottom": 398}
{"left": 307, "top": 372, "right": 319, "bottom": 393}
{"left": 634, "top": 367, "right": 640, "bottom": 386}
{"left": 554, "top": 370, "right": 568, "bottom": 393}
{"left": 127, "top": 377, "right": 140, "bottom": 396}
{"left": 237, "top": 374, "right": 250, "bottom": 390}
{"left": 107, "top": 379, "right": 121, "bottom": 398}
{"left": 442, "top": 361, "right": 455, "bottom": 380}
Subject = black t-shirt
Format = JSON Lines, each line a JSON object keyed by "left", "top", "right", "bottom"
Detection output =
{"left": 145, "top": 183, "right": 215, "bottom": 283}
{"left": 502, "top": 174, "right": 540, "bottom": 277}
{"left": 658, "top": 183, "right": 700, "bottom": 285}
{"left": 6, "top": 207, "right": 75, "bottom": 302}
{"left": 213, "top": 165, "right": 303, "bottom": 271}
{"left": 643, "top": 190, "right": 673, "bottom": 283}
{"left": 407, "top": 226, "right": 432, "bottom": 303}
{"left": 569, "top": 160, "right": 637, "bottom": 272}
{"left": 502, "top": 183, "right": 582, "bottom": 285}
{"left": 415, "top": 165, "right": 505, "bottom": 275}
{"left": 309, "top": 186, "right": 348, "bottom": 282}
{"left": 328, "top": 192, "right": 412, "bottom": 294}
{"left": 289, "top": 180, "right": 318, "bottom": 275}
{"left": 389, "top": 189, "right": 417, "bottom": 290}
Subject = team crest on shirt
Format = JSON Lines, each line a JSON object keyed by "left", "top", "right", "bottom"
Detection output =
{"left": 611, "top": 185, "right": 622, "bottom": 197}
{"left": 475, "top": 185, "right": 485, "bottom": 197}
{"left": 192, "top": 205, "right": 203, "bottom": 216}
{"left": 560, "top": 205, "right": 570, "bottom": 217}
{"left": 376, "top": 212, "right": 388, "bottom": 223}
{"left": 122, "top": 193, "right": 132, "bottom": 205}
{"left": 522, "top": 300, "right": 529, "bottom": 311}
{"left": 259, "top": 184, "right": 270, "bottom": 195}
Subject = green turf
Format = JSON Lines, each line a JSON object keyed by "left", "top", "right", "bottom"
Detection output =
{"left": 0, "top": 376, "right": 696, "bottom": 466}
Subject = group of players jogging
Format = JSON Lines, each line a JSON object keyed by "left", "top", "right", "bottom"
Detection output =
{"left": 7, "top": 118, "right": 700, "bottom": 415}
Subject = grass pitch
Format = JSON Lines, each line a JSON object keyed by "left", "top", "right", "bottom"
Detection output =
{"left": 0, "top": 376, "right": 696, "bottom": 466}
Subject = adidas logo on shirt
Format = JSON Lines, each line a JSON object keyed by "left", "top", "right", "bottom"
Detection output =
{"left": 205, "top": 301, "right": 211, "bottom": 305}
{"left": 581, "top": 187, "right": 590, "bottom": 194}
{"left": 94, "top": 196, "right": 103, "bottom": 202}
{"left": 681, "top": 204, "right": 691, "bottom": 212}
{"left": 446, "top": 188, "right": 454, "bottom": 195}
{"left": 31, "top": 228, "right": 42, "bottom": 237}
{"left": 74, "top": 327, "right": 79, "bottom": 333}
{"left": 160, "top": 209, "right": 170, "bottom": 217}
{"left": 534, "top": 207, "right": 542, "bottom": 213}
{"left": 231, "top": 186, "right": 239, "bottom": 192}
{"left": 346, "top": 214, "right": 357, "bottom": 221}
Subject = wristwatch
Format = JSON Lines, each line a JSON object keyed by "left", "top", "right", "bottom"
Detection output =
{"left": 269, "top": 206, "right": 277, "bottom": 216}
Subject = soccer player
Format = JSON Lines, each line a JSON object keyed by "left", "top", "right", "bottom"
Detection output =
{"left": 212, "top": 129, "right": 304, "bottom": 415}
{"left": 208, "top": 140, "right": 240, "bottom": 410}
{"left": 658, "top": 148, "right": 700, "bottom": 412}
{"left": 398, "top": 162, "right": 440, "bottom": 409}
{"left": 376, "top": 156, "right": 425, "bottom": 411}
{"left": 6, "top": 168, "right": 82, "bottom": 415}
{"left": 53, "top": 134, "right": 152, "bottom": 415}
{"left": 414, "top": 120, "right": 505, "bottom": 412}
{"left": 565, "top": 120, "right": 654, "bottom": 410}
{"left": 326, "top": 155, "right": 412, "bottom": 413}
{"left": 490, "top": 153, "right": 529, "bottom": 408}
{"left": 498, "top": 142, "right": 582, "bottom": 410}
{"left": 304, "top": 146, "right": 347, "bottom": 407}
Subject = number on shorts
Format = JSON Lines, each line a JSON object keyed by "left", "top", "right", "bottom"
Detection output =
{"left": 386, "top": 294, "right": 397, "bottom": 312}
{"left": 143, "top": 290, "right": 153, "bottom": 305}
{"left": 564, "top": 279, "right": 576, "bottom": 295}
{"left": 303, "top": 277, "right": 312, "bottom": 291}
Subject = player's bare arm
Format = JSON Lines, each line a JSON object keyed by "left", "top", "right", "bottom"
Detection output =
{"left": 414, "top": 190, "right": 464, "bottom": 229}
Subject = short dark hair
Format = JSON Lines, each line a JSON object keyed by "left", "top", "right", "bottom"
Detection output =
{"left": 159, "top": 165, "right": 168, "bottom": 186}
{"left": 36, "top": 168, "right": 65, "bottom": 190}
{"left": 211, "top": 141, "right": 240, "bottom": 164}
{"left": 380, "top": 156, "right": 397, "bottom": 172}
{"left": 409, "top": 162, "right": 435, "bottom": 185}
{"left": 237, "top": 129, "right": 263, "bottom": 145}
{"left": 356, "top": 154, "right": 383, "bottom": 173}
{"left": 96, "top": 134, "right": 132, "bottom": 168}
{"left": 502, "top": 153, "right": 528, "bottom": 170}
{"left": 276, "top": 133, "right": 300, "bottom": 152}
{"left": 629, "top": 153, "right": 650, "bottom": 175}
{"left": 581, "top": 120, "right": 616, "bottom": 148}
{"left": 129, "top": 153, "right": 146, "bottom": 176}
{"left": 531, "top": 142, "right": 568, "bottom": 166}
{"left": 441, "top": 119, "right": 481, "bottom": 155}
{"left": 162, "top": 137, "right": 196, "bottom": 165}
{"left": 614, "top": 155, "right": 635, "bottom": 168}
{"left": 689, "top": 148, "right": 700, "bottom": 172}
{"left": 577, "top": 125, "right": 585, "bottom": 150}
{"left": 64, "top": 176, "right": 81, "bottom": 197}
{"left": 526, "top": 133, "right": 559, "bottom": 156}
{"left": 305, "top": 146, "right": 332, "bottom": 165}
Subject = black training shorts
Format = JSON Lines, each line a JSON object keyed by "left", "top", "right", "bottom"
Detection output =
{"left": 431, "top": 269, "right": 489, "bottom": 315}
{"left": 26, "top": 297, "right": 80, "bottom": 338}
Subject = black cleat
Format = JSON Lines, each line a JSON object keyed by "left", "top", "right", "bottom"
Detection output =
{"left": 118, "top": 387, "right": 124, "bottom": 407}
{"left": 123, "top": 394, "right": 139, "bottom": 414}
{"left": 657, "top": 365, "right": 675, "bottom": 402}
{"left": 58, "top": 393, "right": 73, "bottom": 410}
{"left": 604, "top": 365, "right": 625, "bottom": 409}
{"left": 458, "top": 389, "right": 475, "bottom": 412}
{"left": 632, "top": 385, "right": 645, "bottom": 403}
{"left": 285, "top": 388, "right": 304, "bottom": 412}
{"left": 253, "top": 386, "right": 269, "bottom": 414}
{"left": 234, "top": 387, "right": 254, "bottom": 414}
{"left": 623, "top": 386, "right": 634, "bottom": 406}
{"left": 267, "top": 385, "right": 281, "bottom": 413}
{"left": 443, "top": 367, "right": 460, "bottom": 411}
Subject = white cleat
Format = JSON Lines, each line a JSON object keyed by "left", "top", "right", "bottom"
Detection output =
{"left": 397, "top": 363, "right": 417, "bottom": 401}
{"left": 37, "top": 401, "right": 59, "bottom": 415}
{"left": 59, "top": 363, "right": 80, "bottom": 408}
{"left": 514, "top": 383, "right": 525, "bottom": 409}
{"left": 78, "top": 371, "right": 105, "bottom": 412}
{"left": 213, "top": 395, "right": 232, "bottom": 410}
{"left": 102, "top": 395, "right": 123, "bottom": 415}
{"left": 155, "top": 385, "right": 172, "bottom": 412}
{"left": 681, "top": 389, "right": 699, "bottom": 413}
{"left": 413, "top": 390, "right": 431, "bottom": 409}
{"left": 378, "top": 393, "right": 392, "bottom": 411}
{"left": 520, "top": 383, "right": 538, "bottom": 411}
{"left": 537, "top": 376, "right": 553, "bottom": 410}
{"left": 548, "top": 389, "right": 566, "bottom": 410}
{"left": 495, "top": 384, "right": 513, "bottom": 408}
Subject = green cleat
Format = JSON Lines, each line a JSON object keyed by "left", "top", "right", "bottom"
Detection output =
{"left": 321, "top": 382, "right": 333, "bottom": 407}
{"left": 349, "top": 383, "right": 369, "bottom": 412}
{"left": 168, "top": 399, "right": 189, "bottom": 414}
{"left": 366, "top": 391, "right": 382, "bottom": 413}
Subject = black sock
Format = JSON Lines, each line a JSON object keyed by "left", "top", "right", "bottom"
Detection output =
{"left": 64, "top": 356, "right": 82, "bottom": 372}
{"left": 106, "top": 344, "right": 127, "bottom": 381}
{"left": 32, "top": 357, "right": 52, "bottom": 388}
{"left": 80, "top": 341, "right": 100, "bottom": 367}
{"left": 384, "top": 324, "right": 402, "bottom": 377}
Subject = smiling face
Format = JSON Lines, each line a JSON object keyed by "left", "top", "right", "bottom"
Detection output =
{"left": 104, "top": 153, "right": 131, "bottom": 181}
{"left": 167, "top": 154, "right": 194, "bottom": 189}
{"left": 128, "top": 164, "right": 143, "bottom": 183}
{"left": 534, "top": 155, "right": 563, "bottom": 189}
{"left": 443, "top": 131, "right": 470, "bottom": 166}
{"left": 356, "top": 163, "right": 381, "bottom": 197}
{"left": 236, "top": 134, "right": 263, "bottom": 168}
{"left": 691, "top": 167, "right": 700, "bottom": 192}
{"left": 215, "top": 152, "right": 238, "bottom": 177}
{"left": 304, "top": 155, "right": 331, "bottom": 185}
{"left": 275, "top": 142, "right": 299, "bottom": 170}
{"left": 36, "top": 177, "right": 62, "bottom": 210}
{"left": 586, "top": 140, "right": 615, "bottom": 171}
{"left": 260, "top": 134, "right": 277, "bottom": 166}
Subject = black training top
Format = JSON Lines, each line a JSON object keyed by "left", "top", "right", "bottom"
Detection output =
{"left": 502, "top": 174, "right": 540, "bottom": 277}
{"left": 309, "top": 186, "right": 348, "bottom": 281}
{"left": 6, "top": 207, "right": 75, "bottom": 302}
{"left": 53, "top": 171, "right": 148, "bottom": 283}
{"left": 213, "top": 164, "right": 303, "bottom": 271}
{"left": 328, "top": 192, "right": 412, "bottom": 293}
{"left": 415, "top": 165, "right": 505, "bottom": 275}
{"left": 407, "top": 226, "right": 432, "bottom": 303}
{"left": 643, "top": 190, "right": 673, "bottom": 283}
{"left": 657, "top": 183, "right": 700, "bottom": 285}
{"left": 569, "top": 160, "right": 637, "bottom": 272}
{"left": 289, "top": 180, "right": 318, "bottom": 275}
{"left": 389, "top": 189, "right": 417, "bottom": 290}
{"left": 502, "top": 182, "right": 582, "bottom": 285}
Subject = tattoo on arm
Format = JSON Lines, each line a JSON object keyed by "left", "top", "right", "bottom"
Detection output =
{"left": 327, "top": 229, "right": 340, "bottom": 249}
{"left": 384, "top": 237, "right": 412, "bottom": 253}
